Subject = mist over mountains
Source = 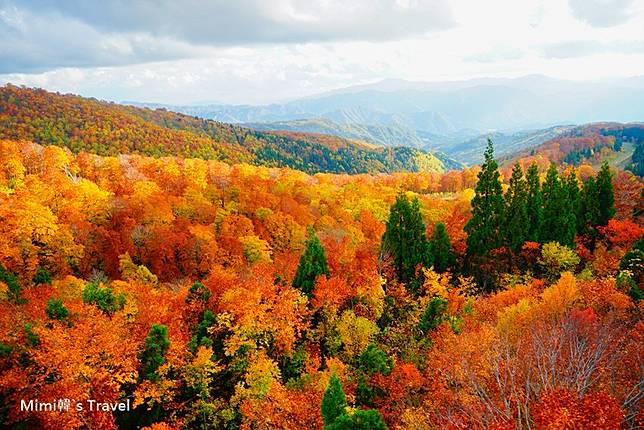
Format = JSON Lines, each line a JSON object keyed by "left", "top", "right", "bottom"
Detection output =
{"left": 127, "top": 75, "right": 644, "bottom": 164}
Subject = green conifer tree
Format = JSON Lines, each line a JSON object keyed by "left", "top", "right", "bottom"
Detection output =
{"left": 321, "top": 374, "right": 347, "bottom": 427}
{"left": 596, "top": 161, "right": 616, "bottom": 226}
{"left": 541, "top": 163, "right": 576, "bottom": 247}
{"left": 465, "top": 139, "right": 504, "bottom": 256}
{"left": 579, "top": 175, "right": 601, "bottom": 234}
{"left": 293, "top": 228, "right": 330, "bottom": 296}
{"left": 0, "top": 263, "right": 25, "bottom": 304}
{"left": 503, "top": 163, "right": 529, "bottom": 254}
{"left": 140, "top": 323, "right": 171, "bottom": 381}
{"left": 565, "top": 170, "right": 581, "bottom": 233}
{"left": 428, "top": 222, "right": 455, "bottom": 273}
{"left": 45, "top": 297, "right": 69, "bottom": 320}
{"left": 525, "top": 163, "right": 543, "bottom": 242}
{"left": 381, "top": 193, "right": 429, "bottom": 288}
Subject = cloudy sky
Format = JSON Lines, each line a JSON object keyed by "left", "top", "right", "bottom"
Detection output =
{"left": 1, "top": 0, "right": 643, "bottom": 104}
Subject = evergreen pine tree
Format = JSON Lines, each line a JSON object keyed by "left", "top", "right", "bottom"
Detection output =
{"left": 579, "top": 175, "right": 601, "bottom": 233}
{"left": 321, "top": 374, "right": 347, "bottom": 426}
{"left": 596, "top": 161, "right": 616, "bottom": 226}
{"left": 503, "top": 163, "right": 529, "bottom": 253}
{"left": 540, "top": 163, "right": 560, "bottom": 243}
{"left": 541, "top": 163, "right": 576, "bottom": 247}
{"left": 293, "top": 228, "right": 329, "bottom": 296}
{"left": 140, "top": 323, "right": 171, "bottom": 381}
{"left": 0, "top": 263, "right": 25, "bottom": 304}
{"left": 525, "top": 163, "right": 542, "bottom": 243}
{"left": 565, "top": 170, "right": 581, "bottom": 232}
{"left": 464, "top": 139, "right": 504, "bottom": 256}
{"left": 45, "top": 297, "right": 69, "bottom": 320}
{"left": 381, "top": 193, "right": 428, "bottom": 287}
{"left": 428, "top": 222, "right": 455, "bottom": 273}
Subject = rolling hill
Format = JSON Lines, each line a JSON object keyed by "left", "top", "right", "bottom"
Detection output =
{"left": 500, "top": 122, "right": 644, "bottom": 176}
{"left": 0, "top": 85, "right": 449, "bottom": 175}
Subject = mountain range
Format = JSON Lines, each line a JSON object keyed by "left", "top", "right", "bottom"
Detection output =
{"left": 128, "top": 75, "right": 644, "bottom": 164}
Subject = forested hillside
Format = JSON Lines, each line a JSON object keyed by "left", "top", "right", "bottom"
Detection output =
{"left": 0, "top": 85, "right": 447, "bottom": 175}
{"left": 503, "top": 122, "right": 644, "bottom": 175}
{"left": 0, "top": 135, "right": 642, "bottom": 429}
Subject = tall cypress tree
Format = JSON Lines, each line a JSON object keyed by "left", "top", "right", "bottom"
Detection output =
{"left": 525, "top": 162, "right": 542, "bottom": 243}
{"left": 428, "top": 222, "right": 455, "bottom": 273}
{"left": 503, "top": 163, "right": 529, "bottom": 253}
{"left": 465, "top": 139, "right": 504, "bottom": 257}
{"left": 293, "top": 228, "right": 330, "bottom": 296}
{"left": 579, "top": 175, "right": 601, "bottom": 233}
{"left": 540, "top": 163, "right": 560, "bottom": 243}
{"left": 596, "top": 161, "right": 615, "bottom": 226}
{"left": 565, "top": 170, "right": 581, "bottom": 234}
{"left": 381, "top": 193, "right": 428, "bottom": 287}
{"left": 541, "top": 163, "right": 576, "bottom": 247}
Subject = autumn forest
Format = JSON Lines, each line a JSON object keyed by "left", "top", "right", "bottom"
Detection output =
{"left": 0, "top": 86, "right": 643, "bottom": 430}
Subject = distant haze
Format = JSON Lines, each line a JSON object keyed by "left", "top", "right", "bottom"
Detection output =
{"left": 130, "top": 74, "right": 644, "bottom": 134}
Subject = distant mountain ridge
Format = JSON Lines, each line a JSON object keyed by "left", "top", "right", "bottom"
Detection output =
{"left": 0, "top": 85, "right": 450, "bottom": 175}
{"left": 127, "top": 74, "right": 644, "bottom": 136}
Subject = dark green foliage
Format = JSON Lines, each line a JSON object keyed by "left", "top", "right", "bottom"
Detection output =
{"left": 358, "top": 344, "right": 393, "bottom": 376}
{"left": 428, "top": 222, "right": 455, "bottom": 273}
{"left": 82, "top": 282, "right": 126, "bottom": 315}
{"left": 503, "top": 163, "right": 529, "bottom": 253}
{"left": 628, "top": 284, "right": 643, "bottom": 301}
{"left": 325, "top": 409, "right": 388, "bottom": 430}
{"left": 23, "top": 323, "right": 39, "bottom": 347}
{"left": 579, "top": 176, "right": 601, "bottom": 235}
{"left": 565, "top": 171, "right": 581, "bottom": 233}
{"left": 540, "top": 163, "right": 576, "bottom": 247}
{"left": 562, "top": 143, "right": 611, "bottom": 166}
{"left": 617, "top": 271, "right": 642, "bottom": 301}
{"left": 188, "top": 310, "right": 215, "bottom": 352}
{"left": 381, "top": 193, "right": 429, "bottom": 289}
{"left": 321, "top": 374, "right": 347, "bottom": 427}
{"left": 525, "top": 163, "right": 543, "bottom": 242}
{"left": 1, "top": 263, "right": 25, "bottom": 304}
{"left": 45, "top": 297, "right": 69, "bottom": 320}
{"left": 32, "top": 266, "right": 52, "bottom": 285}
{"left": 355, "top": 374, "right": 378, "bottom": 407}
{"left": 620, "top": 249, "right": 644, "bottom": 279}
{"left": 465, "top": 139, "right": 504, "bottom": 256}
{"left": 633, "top": 234, "right": 644, "bottom": 252}
{"left": 293, "top": 228, "right": 329, "bottom": 296}
{"left": 540, "top": 163, "right": 561, "bottom": 242}
{"left": 418, "top": 297, "right": 448, "bottom": 334}
{"left": 0, "top": 342, "right": 13, "bottom": 355}
{"left": 596, "top": 162, "right": 616, "bottom": 226}
{"left": 186, "top": 281, "right": 211, "bottom": 304}
{"left": 279, "top": 344, "right": 307, "bottom": 384}
{"left": 140, "top": 323, "right": 171, "bottom": 381}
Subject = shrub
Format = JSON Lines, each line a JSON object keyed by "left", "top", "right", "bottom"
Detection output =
{"left": 32, "top": 266, "right": 52, "bottom": 285}
{"left": 82, "top": 282, "right": 125, "bottom": 315}
{"left": 45, "top": 297, "right": 69, "bottom": 320}
{"left": 539, "top": 242, "right": 580, "bottom": 280}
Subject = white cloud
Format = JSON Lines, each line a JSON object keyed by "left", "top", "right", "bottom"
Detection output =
{"left": 568, "top": 0, "right": 638, "bottom": 27}
{"left": 1, "top": 0, "right": 643, "bottom": 104}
